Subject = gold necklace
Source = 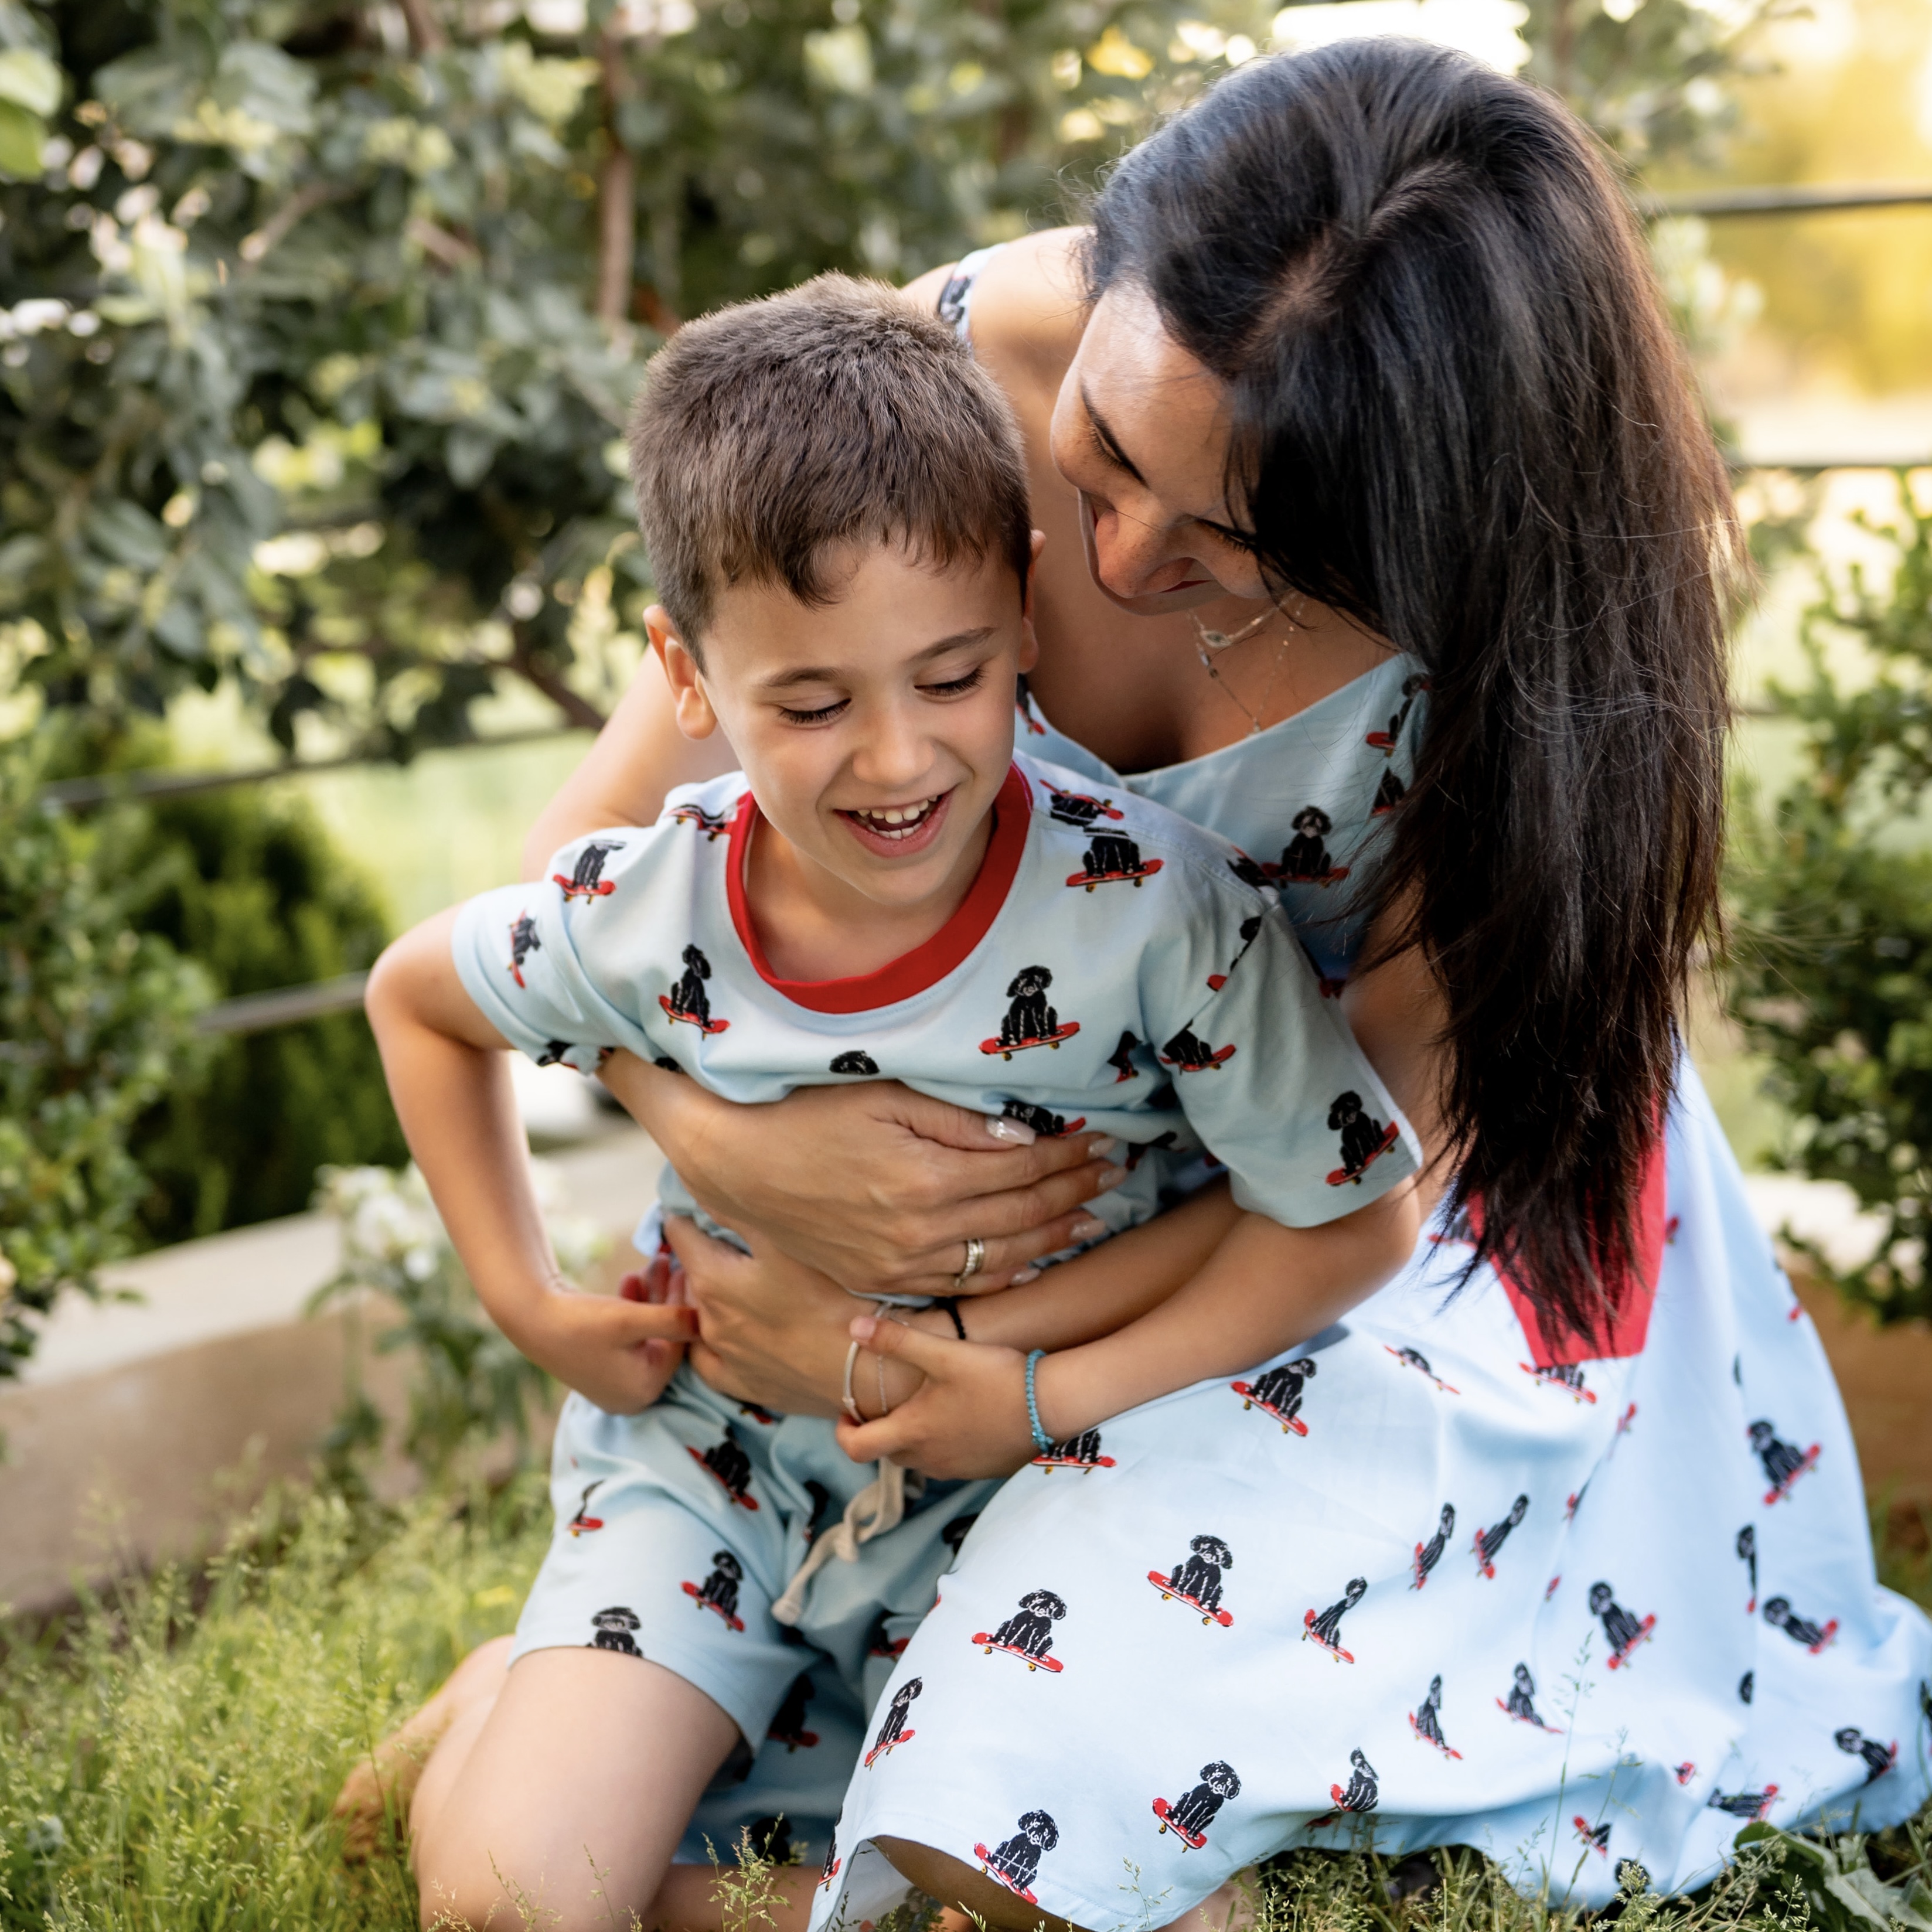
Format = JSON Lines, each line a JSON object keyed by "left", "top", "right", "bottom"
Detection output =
{"left": 1189, "top": 602, "right": 1296, "bottom": 737}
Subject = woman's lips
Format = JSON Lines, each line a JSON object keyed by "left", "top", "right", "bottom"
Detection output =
{"left": 837, "top": 788, "right": 953, "bottom": 858}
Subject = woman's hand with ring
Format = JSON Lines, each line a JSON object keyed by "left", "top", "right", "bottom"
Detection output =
{"left": 834, "top": 1314, "right": 1039, "bottom": 1479}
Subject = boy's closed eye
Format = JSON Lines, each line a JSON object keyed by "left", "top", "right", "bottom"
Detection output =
{"left": 774, "top": 662, "right": 990, "bottom": 728}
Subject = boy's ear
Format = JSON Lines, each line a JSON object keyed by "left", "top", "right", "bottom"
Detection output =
{"left": 647, "top": 606, "right": 720, "bottom": 741}
{"left": 1017, "top": 530, "right": 1046, "bottom": 676}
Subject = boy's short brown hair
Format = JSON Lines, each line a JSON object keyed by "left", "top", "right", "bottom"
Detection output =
{"left": 629, "top": 273, "right": 1033, "bottom": 652}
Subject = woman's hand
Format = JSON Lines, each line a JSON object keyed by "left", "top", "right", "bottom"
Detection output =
{"left": 833, "top": 1314, "right": 1038, "bottom": 1480}
{"left": 625, "top": 1066, "right": 1123, "bottom": 1297}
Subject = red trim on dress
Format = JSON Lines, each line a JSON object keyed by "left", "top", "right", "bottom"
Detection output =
{"left": 724, "top": 766, "right": 1032, "bottom": 1014}
{"left": 1469, "top": 1139, "right": 1668, "bottom": 1366}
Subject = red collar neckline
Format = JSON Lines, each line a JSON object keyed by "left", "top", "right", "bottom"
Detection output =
{"left": 725, "top": 765, "right": 1031, "bottom": 1014}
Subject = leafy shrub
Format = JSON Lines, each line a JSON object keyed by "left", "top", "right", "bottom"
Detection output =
{"left": 1729, "top": 478, "right": 1932, "bottom": 1323}
{"left": 120, "top": 784, "right": 406, "bottom": 1243}
{"left": 0, "top": 738, "right": 206, "bottom": 1378}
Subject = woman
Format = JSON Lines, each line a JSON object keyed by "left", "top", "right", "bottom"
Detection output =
{"left": 377, "top": 40, "right": 1931, "bottom": 1931}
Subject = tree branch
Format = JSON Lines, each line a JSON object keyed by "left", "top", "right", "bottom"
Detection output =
{"left": 508, "top": 626, "right": 609, "bottom": 732}
{"left": 397, "top": 0, "right": 447, "bottom": 54}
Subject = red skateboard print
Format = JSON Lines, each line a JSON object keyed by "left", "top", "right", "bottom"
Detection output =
{"left": 1066, "top": 858, "right": 1164, "bottom": 891}
{"left": 659, "top": 996, "right": 730, "bottom": 1034}
{"left": 1764, "top": 1444, "right": 1819, "bottom": 1504}
{"left": 1521, "top": 1361, "right": 1597, "bottom": 1404}
{"left": 1151, "top": 1798, "right": 1208, "bottom": 1850}
{"left": 973, "top": 1846, "right": 1038, "bottom": 1904}
{"left": 1146, "top": 1572, "right": 1234, "bottom": 1627}
{"left": 971, "top": 1635, "right": 1064, "bottom": 1672}
{"left": 864, "top": 1728, "right": 914, "bottom": 1768}
{"left": 1409, "top": 1710, "right": 1462, "bottom": 1759}
{"left": 685, "top": 1444, "right": 759, "bottom": 1508}
{"left": 1301, "top": 1610, "right": 1355, "bottom": 1663}
{"left": 1231, "top": 1382, "right": 1308, "bottom": 1434}
{"left": 1326, "top": 1121, "right": 1400, "bottom": 1187}
{"left": 1161, "top": 1041, "right": 1236, "bottom": 1070}
{"left": 681, "top": 1580, "right": 746, "bottom": 1631}
{"left": 980, "top": 1022, "right": 1080, "bottom": 1059}
{"left": 1606, "top": 1614, "right": 1656, "bottom": 1669}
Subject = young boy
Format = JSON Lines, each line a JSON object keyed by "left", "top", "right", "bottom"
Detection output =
{"left": 366, "top": 275, "right": 1419, "bottom": 1932}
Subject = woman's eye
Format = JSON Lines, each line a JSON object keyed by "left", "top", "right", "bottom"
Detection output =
{"left": 777, "top": 698, "right": 849, "bottom": 725}
{"left": 922, "top": 667, "right": 986, "bottom": 698}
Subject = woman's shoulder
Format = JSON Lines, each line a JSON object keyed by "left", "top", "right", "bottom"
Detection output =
{"left": 904, "top": 228, "right": 1090, "bottom": 387}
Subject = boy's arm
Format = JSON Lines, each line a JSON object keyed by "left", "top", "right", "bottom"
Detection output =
{"left": 365, "top": 911, "right": 695, "bottom": 1412}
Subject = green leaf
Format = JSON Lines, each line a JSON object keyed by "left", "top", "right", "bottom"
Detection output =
{"left": 0, "top": 96, "right": 42, "bottom": 179}
{"left": 0, "top": 43, "right": 57, "bottom": 115}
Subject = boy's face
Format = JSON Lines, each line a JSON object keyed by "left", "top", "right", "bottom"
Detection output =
{"left": 650, "top": 536, "right": 1041, "bottom": 912}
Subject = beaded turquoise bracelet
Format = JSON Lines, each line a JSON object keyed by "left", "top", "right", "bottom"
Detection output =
{"left": 1023, "top": 1348, "right": 1052, "bottom": 1455}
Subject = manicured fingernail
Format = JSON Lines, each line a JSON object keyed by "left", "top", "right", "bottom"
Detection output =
{"left": 849, "top": 1314, "right": 878, "bottom": 1341}
{"left": 1087, "top": 1135, "right": 1119, "bottom": 1157}
{"left": 1069, "top": 1216, "right": 1108, "bottom": 1242}
{"left": 1010, "top": 1267, "right": 1041, "bottom": 1284}
{"left": 1096, "top": 1164, "right": 1129, "bottom": 1190}
{"left": 987, "top": 1115, "right": 1035, "bottom": 1144}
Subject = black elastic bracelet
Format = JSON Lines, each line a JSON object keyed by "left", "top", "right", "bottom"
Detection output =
{"left": 936, "top": 1295, "right": 967, "bottom": 1341}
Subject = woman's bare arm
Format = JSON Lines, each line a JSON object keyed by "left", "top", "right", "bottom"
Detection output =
{"left": 520, "top": 655, "right": 737, "bottom": 880}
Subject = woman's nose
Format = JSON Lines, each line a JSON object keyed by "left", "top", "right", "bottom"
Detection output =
{"left": 1090, "top": 500, "right": 1196, "bottom": 601}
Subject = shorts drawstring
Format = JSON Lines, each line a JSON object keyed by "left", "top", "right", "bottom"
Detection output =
{"left": 772, "top": 1460, "right": 906, "bottom": 1626}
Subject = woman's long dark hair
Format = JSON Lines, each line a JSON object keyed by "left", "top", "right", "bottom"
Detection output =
{"left": 1088, "top": 41, "right": 1741, "bottom": 1345}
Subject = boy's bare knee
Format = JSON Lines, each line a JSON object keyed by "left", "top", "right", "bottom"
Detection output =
{"left": 874, "top": 1838, "right": 1093, "bottom": 1932}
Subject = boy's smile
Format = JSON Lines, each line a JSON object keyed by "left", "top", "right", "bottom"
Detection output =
{"left": 650, "top": 535, "right": 1042, "bottom": 982}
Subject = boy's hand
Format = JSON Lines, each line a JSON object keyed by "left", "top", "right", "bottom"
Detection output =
{"left": 510, "top": 1282, "right": 699, "bottom": 1415}
{"left": 833, "top": 1315, "right": 1037, "bottom": 1480}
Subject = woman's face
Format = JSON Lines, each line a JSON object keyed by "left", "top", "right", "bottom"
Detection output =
{"left": 1050, "top": 278, "right": 1271, "bottom": 614}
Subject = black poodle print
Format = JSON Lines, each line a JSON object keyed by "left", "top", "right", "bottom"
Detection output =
{"left": 1749, "top": 1419, "right": 1819, "bottom": 1503}
{"left": 974, "top": 1810, "right": 1059, "bottom": 1903}
{"left": 768, "top": 1671, "right": 819, "bottom": 1750}
{"left": 567, "top": 1481, "right": 605, "bottom": 1536}
{"left": 1034, "top": 1427, "right": 1115, "bottom": 1470}
{"left": 1153, "top": 1761, "right": 1241, "bottom": 1849}
{"left": 1474, "top": 1495, "right": 1529, "bottom": 1579}
{"left": 984, "top": 965, "right": 1078, "bottom": 1057}
{"left": 554, "top": 838, "right": 625, "bottom": 899}
{"left": 1498, "top": 1662, "right": 1562, "bottom": 1733}
{"left": 1003, "top": 1098, "right": 1087, "bottom": 1139}
{"left": 1372, "top": 768, "right": 1406, "bottom": 816}
{"left": 941, "top": 1512, "right": 980, "bottom": 1558}
{"left": 866, "top": 1609, "right": 909, "bottom": 1662}
{"left": 829, "top": 1049, "right": 880, "bottom": 1075}
{"left": 508, "top": 912, "right": 541, "bottom": 987}
{"left": 1409, "top": 1674, "right": 1461, "bottom": 1759}
{"left": 588, "top": 1605, "right": 642, "bottom": 1655}
{"left": 1573, "top": 1817, "right": 1611, "bottom": 1858}
{"left": 1160, "top": 1022, "right": 1235, "bottom": 1072}
{"left": 1279, "top": 806, "right": 1348, "bottom": 885}
{"left": 738, "top": 1400, "right": 781, "bottom": 1426}
{"left": 1149, "top": 1534, "right": 1234, "bottom": 1626}
{"left": 1327, "top": 1091, "right": 1399, "bottom": 1185}
{"left": 1367, "top": 673, "right": 1428, "bottom": 755}
{"left": 1047, "top": 788, "right": 1121, "bottom": 829}
{"left": 1413, "top": 1504, "right": 1455, "bottom": 1589}
{"left": 974, "top": 1589, "right": 1066, "bottom": 1672}
{"left": 687, "top": 1427, "right": 758, "bottom": 1510}
{"left": 1740, "top": 1670, "right": 1754, "bottom": 1705}
{"left": 1204, "top": 913, "right": 1266, "bottom": 994}
{"left": 669, "top": 802, "right": 730, "bottom": 839}
{"left": 682, "top": 1549, "right": 745, "bottom": 1630}
{"left": 1069, "top": 830, "right": 1161, "bottom": 890}
{"left": 1304, "top": 1577, "right": 1368, "bottom": 1662}
{"left": 1764, "top": 1596, "right": 1838, "bottom": 1654}
{"left": 1737, "top": 1524, "right": 1757, "bottom": 1611}
{"left": 661, "top": 943, "right": 730, "bottom": 1034}
{"left": 1313, "top": 1750, "right": 1379, "bottom": 1827}
{"left": 1387, "top": 1344, "right": 1459, "bottom": 1393}
{"left": 1106, "top": 1030, "right": 1142, "bottom": 1082}
{"left": 865, "top": 1676, "right": 922, "bottom": 1767}
{"left": 1522, "top": 1361, "right": 1596, "bottom": 1404}
{"left": 819, "top": 1829, "right": 840, "bottom": 1889}
{"left": 536, "top": 1040, "right": 575, "bottom": 1067}
{"left": 1706, "top": 1784, "right": 1778, "bottom": 1821}
{"left": 1233, "top": 1356, "right": 1316, "bottom": 1436}
{"left": 1589, "top": 1581, "right": 1655, "bottom": 1668}
{"left": 1226, "top": 850, "right": 1270, "bottom": 890}
{"left": 1835, "top": 1727, "right": 1896, "bottom": 1784}
{"left": 802, "top": 1480, "right": 833, "bottom": 1542}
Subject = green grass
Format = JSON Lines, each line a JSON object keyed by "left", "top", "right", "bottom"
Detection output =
{"left": 1, "top": 1480, "right": 1926, "bottom": 1932}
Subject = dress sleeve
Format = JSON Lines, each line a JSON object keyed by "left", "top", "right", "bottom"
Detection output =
{"left": 1149, "top": 880, "right": 1421, "bottom": 1228}
{"left": 450, "top": 829, "right": 669, "bottom": 1078}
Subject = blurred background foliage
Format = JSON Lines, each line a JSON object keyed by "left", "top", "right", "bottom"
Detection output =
{"left": 3, "top": 0, "right": 1932, "bottom": 1369}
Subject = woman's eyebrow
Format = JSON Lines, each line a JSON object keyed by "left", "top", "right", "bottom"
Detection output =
{"left": 1080, "top": 383, "right": 1147, "bottom": 486}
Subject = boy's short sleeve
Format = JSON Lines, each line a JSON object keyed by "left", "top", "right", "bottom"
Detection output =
{"left": 1147, "top": 879, "right": 1421, "bottom": 1229}
{"left": 451, "top": 830, "right": 671, "bottom": 1077}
